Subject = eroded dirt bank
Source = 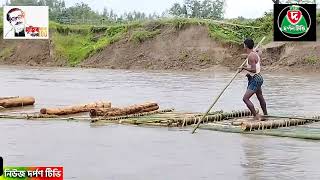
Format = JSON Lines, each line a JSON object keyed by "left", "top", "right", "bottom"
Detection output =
{"left": 0, "top": 25, "right": 319, "bottom": 72}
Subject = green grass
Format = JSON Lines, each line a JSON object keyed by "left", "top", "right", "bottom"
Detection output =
{"left": 305, "top": 55, "right": 318, "bottom": 65}
{"left": 154, "top": 17, "right": 270, "bottom": 44}
{"left": 1, "top": 13, "right": 278, "bottom": 66}
{"left": 1, "top": 9, "right": 318, "bottom": 67}
{"left": 52, "top": 33, "right": 94, "bottom": 66}
{"left": 0, "top": 46, "right": 14, "bottom": 60}
{"left": 198, "top": 53, "right": 214, "bottom": 64}
{"left": 129, "top": 29, "right": 161, "bottom": 43}
{"left": 160, "top": 18, "right": 207, "bottom": 30}
{"left": 93, "top": 25, "right": 127, "bottom": 52}
{"left": 2, "top": 14, "right": 274, "bottom": 65}
{"left": 52, "top": 24, "right": 128, "bottom": 66}
{"left": 0, "top": 7, "right": 3, "bottom": 33}
{"left": 208, "top": 23, "right": 240, "bottom": 43}
{"left": 51, "top": 21, "right": 164, "bottom": 65}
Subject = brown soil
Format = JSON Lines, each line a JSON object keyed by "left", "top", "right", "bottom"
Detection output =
{"left": 1, "top": 25, "right": 320, "bottom": 72}
{"left": 81, "top": 25, "right": 320, "bottom": 72}
{"left": 81, "top": 25, "right": 237, "bottom": 71}
{"left": 0, "top": 37, "right": 66, "bottom": 66}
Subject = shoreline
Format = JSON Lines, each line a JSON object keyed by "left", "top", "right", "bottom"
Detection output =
{"left": 1, "top": 64, "right": 319, "bottom": 75}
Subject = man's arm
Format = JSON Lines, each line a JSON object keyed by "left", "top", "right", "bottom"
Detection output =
{"left": 243, "top": 54, "right": 257, "bottom": 73}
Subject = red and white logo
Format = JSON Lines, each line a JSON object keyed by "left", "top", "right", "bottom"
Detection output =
{"left": 287, "top": 10, "right": 302, "bottom": 24}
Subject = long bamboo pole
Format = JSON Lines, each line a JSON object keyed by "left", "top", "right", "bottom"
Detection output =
{"left": 191, "top": 37, "right": 266, "bottom": 134}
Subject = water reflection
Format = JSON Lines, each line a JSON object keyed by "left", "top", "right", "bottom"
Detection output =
{"left": 242, "top": 135, "right": 320, "bottom": 180}
{"left": 242, "top": 136, "right": 266, "bottom": 180}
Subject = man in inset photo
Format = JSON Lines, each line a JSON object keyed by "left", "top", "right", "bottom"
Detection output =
{"left": 5, "top": 8, "right": 26, "bottom": 37}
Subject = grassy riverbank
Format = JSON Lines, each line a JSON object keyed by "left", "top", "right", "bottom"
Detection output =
{"left": 1, "top": 9, "right": 320, "bottom": 71}
{"left": 48, "top": 15, "right": 272, "bottom": 66}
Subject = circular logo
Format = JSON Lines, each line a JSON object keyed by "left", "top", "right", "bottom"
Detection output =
{"left": 277, "top": 5, "right": 311, "bottom": 39}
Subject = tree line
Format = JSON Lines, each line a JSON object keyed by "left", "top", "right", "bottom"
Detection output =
{"left": 169, "top": 0, "right": 224, "bottom": 20}
{"left": 2, "top": 0, "right": 317, "bottom": 24}
{"left": 3, "top": 0, "right": 226, "bottom": 23}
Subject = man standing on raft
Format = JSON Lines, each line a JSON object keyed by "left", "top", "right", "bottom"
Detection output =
{"left": 240, "top": 38, "right": 268, "bottom": 120}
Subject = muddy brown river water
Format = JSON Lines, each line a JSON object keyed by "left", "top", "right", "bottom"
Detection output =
{"left": 0, "top": 66, "right": 320, "bottom": 180}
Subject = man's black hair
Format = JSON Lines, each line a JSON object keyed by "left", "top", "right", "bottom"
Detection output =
{"left": 6, "top": 8, "right": 23, "bottom": 22}
{"left": 244, "top": 38, "right": 254, "bottom": 49}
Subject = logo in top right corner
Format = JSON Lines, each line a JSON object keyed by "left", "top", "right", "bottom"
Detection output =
{"left": 274, "top": 4, "right": 316, "bottom": 41}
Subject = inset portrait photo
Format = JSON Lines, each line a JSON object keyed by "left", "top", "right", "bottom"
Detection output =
{"left": 3, "top": 6, "right": 49, "bottom": 39}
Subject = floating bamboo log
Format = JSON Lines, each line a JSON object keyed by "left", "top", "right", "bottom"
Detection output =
{"left": 91, "top": 108, "right": 175, "bottom": 123}
{"left": 89, "top": 102, "right": 159, "bottom": 117}
{"left": 89, "top": 107, "right": 121, "bottom": 117}
{"left": 40, "top": 101, "right": 111, "bottom": 115}
{"left": 0, "top": 96, "right": 19, "bottom": 101}
{"left": 241, "top": 119, "right": 309, "bottom": 131}
{"left": 0, "top": 113, "right": 91, "bottom": 121}
{"left": 140, "top": 105, "right": 159, "bottom": 112}
{"left": 0, "top": 96, "right": 35, "bottom": 108}
{"left": 0, "top": 114, "right": 58, "bottom": 119}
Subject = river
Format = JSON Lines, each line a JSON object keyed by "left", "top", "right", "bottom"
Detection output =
{"left": 0, "top": 66, "right": 319, "bottom": 180}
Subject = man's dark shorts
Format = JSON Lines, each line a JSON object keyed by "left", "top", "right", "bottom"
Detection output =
{"left": 247, "top": 74, "right": 263, "bottom": 92}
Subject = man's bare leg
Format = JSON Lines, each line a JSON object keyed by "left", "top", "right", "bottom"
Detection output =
{"left": 243, "top": 89, "right": 260, "bottom": 120}
{"left": 256, "top": 88, "right": 268, "bottom": 115}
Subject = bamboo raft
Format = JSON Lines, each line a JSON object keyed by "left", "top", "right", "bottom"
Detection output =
{"left": 90, "top": 109, "right": 320, "bottom": 140}
{"left": 90, "top": 109, "right": 256, "bottom": 126}
{"left": 0, "top": 96, "right": 319, "bottom": 140}
{"left": 197, "top": 115, "right": 320, "bottom": 140}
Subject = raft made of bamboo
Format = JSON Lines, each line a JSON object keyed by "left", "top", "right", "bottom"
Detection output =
{"left": 89, "top": 102, "right": 159, "bottom": 117}
{"left": 199, "top": 116, "right": 320, "bottom": 140}
{"left": 180, "top": 109, "right": 258, "bottom": 127}
{"left": 0, "top": 96, "right": 35, "bottom": 108}
{"left": 241, "top": 119, "right": 308, "bottom": 131}
{"left": 40, "top": 101, "right": 111, "bottom": 115}
{"left": 241, "top": 115, "right": 320, "bottom": 131}
{"left": 91, "top": 109, "right": 255, "bottom": 127}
